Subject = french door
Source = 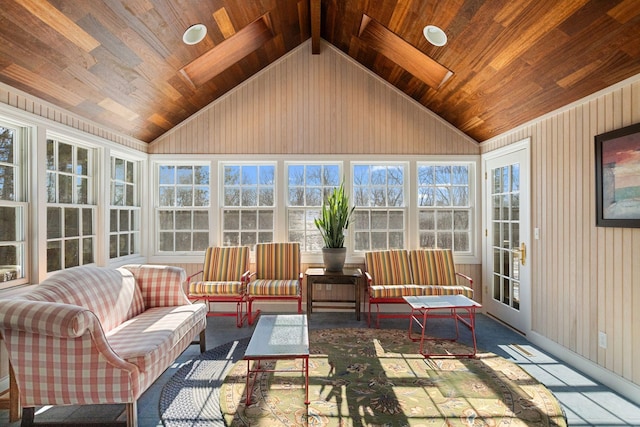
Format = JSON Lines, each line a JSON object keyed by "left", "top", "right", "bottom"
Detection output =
{"left": 483, "top": 139, "right": 531, "bottom": 334}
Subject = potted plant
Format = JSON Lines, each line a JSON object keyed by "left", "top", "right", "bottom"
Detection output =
{"left": 314, "top": 182, "right": 355, "bottom": 271}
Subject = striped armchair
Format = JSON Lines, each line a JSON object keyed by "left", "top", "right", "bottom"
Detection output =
{"left": 246, "top": 242, "right": 303, "bottom": 325}
{"left": 364, "top": 249, "right": 474, "bottom": 327}
{"left": 187, "top": 246, "right": 251, "bottom": 327}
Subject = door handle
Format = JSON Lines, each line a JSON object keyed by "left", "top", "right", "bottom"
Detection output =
{"left": 513, "top": 242, "right": 526, "bottom": 266}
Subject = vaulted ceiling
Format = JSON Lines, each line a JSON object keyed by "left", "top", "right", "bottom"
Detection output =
{"left": 1, "top": 0, "right": 639, "bottom": 144}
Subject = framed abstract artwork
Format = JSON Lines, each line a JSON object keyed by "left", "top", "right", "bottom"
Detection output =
{"left": 595, "top": 122, "right": 640, "bottom": 228}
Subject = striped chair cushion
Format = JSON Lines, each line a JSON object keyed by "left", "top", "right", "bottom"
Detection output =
{"left": 369, "top": 285, "right": 402, "bottom": 298}
{"left": 417, "top": 285, "right": 474, "bottom": 298}
{"left": 202, "top": 246, "right": 249, "bottom": 282}
{"left": 403, "top": 285, "right": 425, "bottom": 296}
{"left": 247, "top": 279, "right": 300, "bottom": 296}
{"left": 409, "top": 249, "right": 458, "bottom": 286}
{"left": 254, "top": 243, "right": 300, "bottom": 280}
{"left": 189, "top": 281, "right": 245, "bottom": 296}
{"left": 369, "top": 284, "right": 424, "bottom": 298}
{"left": 365, "top": 250, "right": 412, "bottom": 285}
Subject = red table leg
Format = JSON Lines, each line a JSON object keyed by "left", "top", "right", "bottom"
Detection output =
{"left": 407, "top": 306, "right": 478, "bottom": 358}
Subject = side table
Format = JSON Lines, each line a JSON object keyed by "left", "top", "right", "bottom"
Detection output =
{"left": 305, "top": 267, "right": 363, "bottom": 320}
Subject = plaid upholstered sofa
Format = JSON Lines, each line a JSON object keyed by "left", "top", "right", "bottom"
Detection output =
{"left": 364, "top": 249, "right": 474, "bottom": 327}
{"left": 0, "top": 264, "right": 207, "bottom": 427}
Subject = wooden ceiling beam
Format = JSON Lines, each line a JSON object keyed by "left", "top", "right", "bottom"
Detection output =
{"left": 180, "top": 13, "right": 274, "bottom": 88}
{"left": 358, "top": 14, "right": 452, "bottom": 89}
{"left": 297, "top": 0, "right": 310, "bottom": 42}
{"left": 311, "top": 0, "right": 321, "bottom": 54}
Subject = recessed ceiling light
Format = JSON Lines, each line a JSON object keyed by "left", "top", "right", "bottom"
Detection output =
{"left": 423, "top": 25, "right": 447, "bottom": 47}
{"left": 183, "top": 24, "right": 207, "bottom": 45}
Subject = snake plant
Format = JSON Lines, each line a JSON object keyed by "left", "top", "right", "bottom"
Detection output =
{"left": 314, "top": 182, "right": 355, "bottom": 248}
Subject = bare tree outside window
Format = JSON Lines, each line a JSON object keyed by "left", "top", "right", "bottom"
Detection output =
{"left": 287, "top": 163, "right": 340, "bottom": 251}
{"left": 353, "top": 163, "right": 406, "bottom": 251}
{"left": 418, "top": 163, "right": 472, "bottom": 253}
{"left": 110, "top": 156, "right": 140, "bottom": 259}
{"left": 156, "top": 164, "right": 210, "bottom": 253}
{"left": 0, "top": 125, "right": 25, "bottom": 284}
{"left": 222, "top": 164, "right": 275, "bottom": 248}
{"left": 45, "top": 139, "right": 96, "bottom": 272}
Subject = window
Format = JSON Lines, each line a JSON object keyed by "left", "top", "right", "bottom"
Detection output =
{"left": 109, "top": 156, "right": 140, "bottom": 259}
{"left": 46, "top": 138, "right": 96, "bottom": 272}
{"left": 417, "top": 163, "right": 473, "bottom": 253}
{"left": 157, "top": 164, "right": 210, "bottom": 253}
{"left": 352, "top": 163, "right": 406, "bottom": 251}
{"left": 287, "top": 163, "right": 340, "bottom": 252}
{"left": 221, "top": 164, "right": 275, "bottom": 248}
{"left": 0, "top": 123, "right": 26, "bottom": 284}
{"left": 146, "top": 156, "right": 478, "bottom": 262}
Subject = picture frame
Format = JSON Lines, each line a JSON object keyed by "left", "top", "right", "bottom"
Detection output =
{"left": 595, "top": 122, "right": 640, "bottom": 228}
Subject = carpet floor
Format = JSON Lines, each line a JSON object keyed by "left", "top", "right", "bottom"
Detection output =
{"left": 161, "top": 328, "right": 566, "bottom": 427}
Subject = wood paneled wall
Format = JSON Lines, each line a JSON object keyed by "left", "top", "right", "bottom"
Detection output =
{"left": 150, "top": 41, "right": 478, "bottom": 155}
{"left": 481, "top": 75, "right": 640, "bottom": 387}
{"left": 152, "top": 39, "right": 482, "bottom": 307}
{"left": 0, "top": 82, "right": 147, "bottom": 153}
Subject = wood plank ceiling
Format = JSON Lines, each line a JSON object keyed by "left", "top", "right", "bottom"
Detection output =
{"left": 0, "top": 0, "right": 639, "bottom": 143}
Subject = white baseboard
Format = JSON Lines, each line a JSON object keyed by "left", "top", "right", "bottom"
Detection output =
{"left": 528, "top": 331, "right": 640, "bottom": 406}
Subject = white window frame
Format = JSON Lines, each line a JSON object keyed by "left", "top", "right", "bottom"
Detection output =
{"left": 416, "top": 158, "right": 480, "bottom": 264}
{"left": 145, "top": 155, "right": 480, "bottom": 266}
{"left": 417, "top": 161, "right": 474, "bottom": 252}
{"left": 285, "top": 161, "right": 343, "bottom": 253}
{"left": 0, "top": 120, "right": 29, "bottom": 287}
{"left": 219, "top": 161, "right": 277, "bottom": 249}
{"left": 351, "top": 162, "right": 408, "bottom": 252}
{"left": 154, "top": 161, "right": 211, "bottom": 255}
{"left": 45, "top": 136, "right": 97, "bottom": 273}
{"left": 109, "top": 154, "right": 141, "bottom": 261}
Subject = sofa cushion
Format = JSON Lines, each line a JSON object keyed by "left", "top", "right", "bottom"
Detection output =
{"left": 409, "top": 249, "right": 458, "bottom": 286}
{"left": 27, "top": 266, "right": 145, "bottom": 334}
{"left": 106, "top": 304, "right": 206, "bottom": 372}
{"left": 122, "top": 265, "right": 189, "bottom": 307}
{"left": 247, "top": 279, "right": 300, "bottom": 296}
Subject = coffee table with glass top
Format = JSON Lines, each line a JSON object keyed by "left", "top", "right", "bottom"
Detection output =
{"left": 403, "top": 294, "right": 482, "bottom": 358}
{"left": 243, "top": 314, "right": 310, "bottom": 405}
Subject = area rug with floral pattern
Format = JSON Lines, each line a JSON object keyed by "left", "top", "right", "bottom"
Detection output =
{"left": 218, "top": 328, "right": 566, "bottom": 426}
